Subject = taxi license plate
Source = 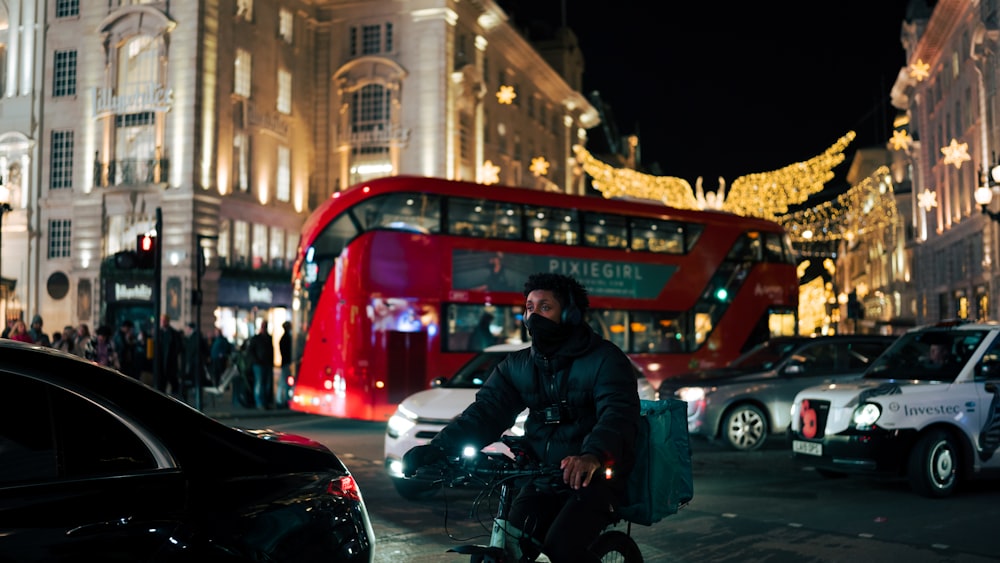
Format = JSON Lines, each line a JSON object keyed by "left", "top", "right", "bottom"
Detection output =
{"left": 793, "top": 440, "right": 822, "bottom": 456}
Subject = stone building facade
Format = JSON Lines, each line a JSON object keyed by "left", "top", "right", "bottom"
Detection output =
{"left": 0, "top": 0, "right": 596, "bottom": 343}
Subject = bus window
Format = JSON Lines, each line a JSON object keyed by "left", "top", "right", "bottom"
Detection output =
{"left": 630, "top": 218, "right": 686, "bottom": 254}
{"left": 629, "top": 310, "right": 686, "bottom": 353}
{"left": 354, "top": 193, "right": 442, "bottom": 233}
{"left": 764, "top": 232, "right": 786, "bottom": 262}
{"left": 727, "top": 232, "right": 764, "bottom": 262}
{"left": 444, "top": 303, "right": 525, "bottom": 352}
{"left": 583, "top": 213, "right": 628, "bottom": 249}
{"left": 447, "top": 197, "right": 522, "bottom": 240}
{"left": 447, "top": 197, "right": 492, "bottom": 238}
{"left": 492, "top": 202, "right": 523, "bottom": 240}
{"left": 525, "top": 206, "right": 580, "bottom": 245}
{"left": 589, "top": 309, "right": 627, "bottom": 350}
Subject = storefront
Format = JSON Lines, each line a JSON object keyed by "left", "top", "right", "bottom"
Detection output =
{"left": 215, "top": 276, "right": 292, "bottom": 349}
{"left": 102, "top": 277, "right": 155, "bottom": 337}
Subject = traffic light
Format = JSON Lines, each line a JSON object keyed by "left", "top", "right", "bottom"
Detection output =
{"left": 137, "top": 234, "right": 157, "bottom": 269}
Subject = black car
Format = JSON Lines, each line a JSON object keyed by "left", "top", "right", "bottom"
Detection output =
{"left": 658, "top": 335, "right": 896, "bottom": 451}
{"left": 0, "top": 340, "right": 375, "bottom": 562}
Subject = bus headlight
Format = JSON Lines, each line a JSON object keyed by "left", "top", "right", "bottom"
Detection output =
{"left": 386, "top": 405, "right": 418, "bottom": 438}
{"left": 852, "top": 403, "right": 881, "bottom": 428}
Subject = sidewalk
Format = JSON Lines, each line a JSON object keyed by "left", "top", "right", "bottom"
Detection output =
{"left": 145, "top": 367, "right": 304, "bottom": 420}
{"left": 196, "top": 386, "right": 304, "bottom": 420}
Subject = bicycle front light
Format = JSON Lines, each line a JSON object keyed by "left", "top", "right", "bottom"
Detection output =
{"left": 461, "top": 445, "right": 479, "bottom": 459}
{"left": 852, "top": 403, "right": 881, "bottom": 428}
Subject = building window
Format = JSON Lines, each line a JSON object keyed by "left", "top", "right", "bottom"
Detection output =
{"left": 277, "top": 69, "right": 291, "bottom": 114}
{"left": 53, "top": 50, "right": 77, "bottom": 97}
{"left": 234, "top": 49, "right": 251, "bottom": 98}
{"left": 48, "top": 219, "right": 72, "bottom": 259}
{"left": 270, "top": 226, "right": 285, "bottom": 268}
{"left": 236, "top": 0, "right": 253, "bottom": 21}
{"left": 279, "top": 9, "right": 293, "bottom": 43}
{"left": 276, "top": 145, "right": 290, "bottom": 202}
{"left": 55, "top": 0, "right": 79, "bottom": 18}
{"left": 285, "top": 231, "right": 297, "bottom": 263}
{"left": 252, "top": 223, "right": 268, "bottom": 268}
{"left": 351, "top": 23, "right": 392, "bottom": 56}
{"left": 51, "top": 130, "right": 74, "bottom": 189}
{"left": 233, "top": 220, "right": 249, "bottom": 267}
{"left": 352, "top": 84, "right": 390, "bottom": 143}
{"left": 362, "top": 25, "right": 381, "bottom": 55}
{"left": 218, "top": 220, "right": 231, "bottom": 266}
{"left": 234, "top": 132, "right": 250, "bottom": 192}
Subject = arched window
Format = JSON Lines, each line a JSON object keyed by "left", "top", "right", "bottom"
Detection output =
{"left": 349, "top": 84, "right": 391, "bottom": 184}
{"left": 113, "top": 35, "right": 163, "bottom": 184}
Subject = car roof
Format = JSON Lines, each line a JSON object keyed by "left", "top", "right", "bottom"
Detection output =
{"left": 483, "top": 342, "right": 531, "bottom": 352}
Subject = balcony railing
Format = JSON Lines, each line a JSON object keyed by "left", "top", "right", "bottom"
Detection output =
{"left": 94, "top": 158, "right": 170, "bottom": 188}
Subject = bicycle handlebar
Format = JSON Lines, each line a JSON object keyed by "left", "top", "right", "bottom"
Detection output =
{"left": 407, "top": 435, "right": 566, "bottom": 489}
{"left": 411, "top": 450, "right": 564, "bottom": 489}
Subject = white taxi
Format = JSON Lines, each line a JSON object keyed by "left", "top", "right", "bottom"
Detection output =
{"left": 788, "top": 321, "right": 1000, "bottom": 497}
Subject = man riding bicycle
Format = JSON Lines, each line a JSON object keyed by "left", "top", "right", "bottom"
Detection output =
{"left": 403, "top": 272, "right": 641, "bottom": 562}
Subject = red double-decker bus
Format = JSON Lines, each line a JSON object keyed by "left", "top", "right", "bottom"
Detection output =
{"left": 289, "top": 175, "right": 798, "bottom": 421}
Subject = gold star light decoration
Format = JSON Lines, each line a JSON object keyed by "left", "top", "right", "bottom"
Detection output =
{"left": 918, "top": 188, "right": 938, "bottom": 211}
{"left": 481, "top": 160, "right": 501, "bottom": 185}
{"left": 941, "top": 139, "right": 971, "bottom": 169}
{"left": 890, "top": 129, "right": 913, "bottom": 151}
{"left": 496, "top": 85, "right": 516, "bottom": 105}
{"left": 530, "top": 156, "right": 550, "bottom": 176}
{"left": 909, "top": 59, "right": 931, "bottom": 82}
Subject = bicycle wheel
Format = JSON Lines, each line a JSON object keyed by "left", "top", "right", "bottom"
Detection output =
{"left": 589, "top": 530, "right": 643, "bottom": 563}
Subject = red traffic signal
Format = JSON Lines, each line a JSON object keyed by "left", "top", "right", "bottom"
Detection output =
{"left": 137, "top": 234, "right": 157, "bottom": 269}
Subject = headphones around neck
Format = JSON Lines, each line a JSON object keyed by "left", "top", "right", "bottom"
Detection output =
{"left": 561, "top": 291, "right": 582, "bottom": 325}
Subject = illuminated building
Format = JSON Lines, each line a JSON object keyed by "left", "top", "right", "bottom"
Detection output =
{"left": 0, "top": 0, "right": 596, "bottom": 342}
{"left": 890, "top": 0, "right": 998, "bottom": 322}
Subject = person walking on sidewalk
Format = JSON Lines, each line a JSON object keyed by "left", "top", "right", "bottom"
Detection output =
{"left": 277, "top": 321, "right": 293, "bottom": 408}
{"left": 247, "top": 321, "right": 275, "bottom": 409}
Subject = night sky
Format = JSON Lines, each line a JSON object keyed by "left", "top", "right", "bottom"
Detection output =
{"left": 497, "top": 0, "right": 912, "bottom": 191}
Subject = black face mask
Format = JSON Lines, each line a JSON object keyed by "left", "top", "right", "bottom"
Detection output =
{"left": 525, "top": 314, "right": 570, "bottom": 355}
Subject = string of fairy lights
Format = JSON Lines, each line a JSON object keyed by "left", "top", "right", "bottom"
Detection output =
{"left": 574, "top": 130, "right": 896, "bottom": 245}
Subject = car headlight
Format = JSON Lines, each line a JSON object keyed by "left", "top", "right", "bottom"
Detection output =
{"left": 852, "top": 403, "right": 881, "bottom": 428}
{"left": 676, "top": 387, "right": 706, "bottom": 403}
{"left": 386, "top": 405, "right": 418, "bottom": 438}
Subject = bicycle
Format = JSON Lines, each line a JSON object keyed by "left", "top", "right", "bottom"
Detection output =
{"left": 408, "top": 435, "right": 644, "bottom": 562}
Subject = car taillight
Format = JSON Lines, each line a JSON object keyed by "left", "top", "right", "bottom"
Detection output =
{"left": 327, "top": 475, "right": 362, "bottom": 502}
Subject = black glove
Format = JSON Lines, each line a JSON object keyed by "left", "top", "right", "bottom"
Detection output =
{"left": 402, "top": 444, "right": 447, "bottom": 477}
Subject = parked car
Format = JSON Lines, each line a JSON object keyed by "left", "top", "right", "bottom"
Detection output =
{"left": 658, "top": 335, "right": 896, "bottom": 451}
{"left": 789, "top": 321, "right": 1000, "bottom": 498}
{"left": 0, "top": 340, "right": 375, "bottom": 562}
{"left": 383, "top": 342, "right": 656, "bottom": 499}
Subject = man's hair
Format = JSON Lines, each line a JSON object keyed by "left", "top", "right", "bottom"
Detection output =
{"left": 523, "top": 272, "right": 589, "bottom": 313}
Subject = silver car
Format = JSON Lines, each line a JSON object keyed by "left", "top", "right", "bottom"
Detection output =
{"left": 658, "top": 335, "right": 895, "bottom": 451}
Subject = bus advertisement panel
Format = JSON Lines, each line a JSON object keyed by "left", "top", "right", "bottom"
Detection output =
{"left": 289, "top": 176, "right": 798, "bottom": 421}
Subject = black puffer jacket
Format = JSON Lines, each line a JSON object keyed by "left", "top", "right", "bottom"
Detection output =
{"left": 432, "top": 323, "right": 641, "bottom": 482}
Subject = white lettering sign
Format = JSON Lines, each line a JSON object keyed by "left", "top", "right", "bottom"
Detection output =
{"left": 248, "top": 285, "right": 273, "bottom": 304}
{"left": 547, "top": 259, "right": 644, "bottom": 281}
{"left": 115, "top": 283, "right": 153, "bottom": 301}
{"left": 93, "top": 83, "right": 174, "bottom": 118}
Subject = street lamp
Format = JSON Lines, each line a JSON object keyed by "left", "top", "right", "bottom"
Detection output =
{"left": 976, "top": 164, "right": 1000, "bottom": 223}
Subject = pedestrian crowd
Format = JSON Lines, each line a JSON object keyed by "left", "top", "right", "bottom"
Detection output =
{"left": 2, "top": 313, "right": 290, "bottom": 409}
